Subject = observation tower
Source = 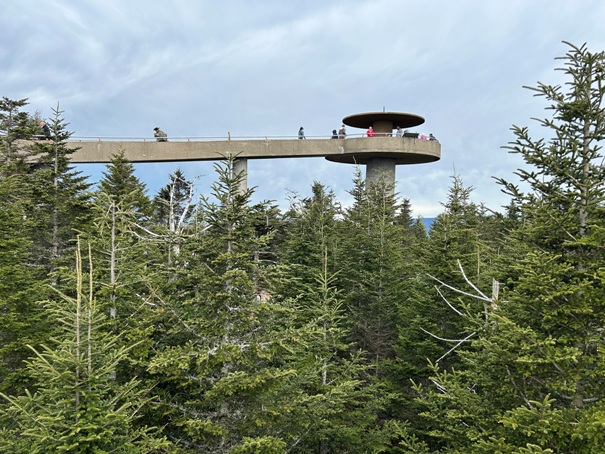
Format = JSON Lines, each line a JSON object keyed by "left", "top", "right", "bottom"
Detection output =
{"left": 34, "top": 109, "right": 441, "bottom": 193}
{"left": 333, "top": 111, "right": 440, "bottom": 188}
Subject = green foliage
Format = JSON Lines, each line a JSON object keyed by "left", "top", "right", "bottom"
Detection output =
{"left": 153, "top": 168, "right": 194, "bottom": 229}
{"left": 410, "top": 42, "right": 605, "bottom": 453}
{"left": 337, "top": 168, "right": 406, "bottom": 372}
{"left": 4, "top": 41, "right": 605, "bottom": 452}
{"left": 229, "top": 437, "right": 286, "bottom": 453}
{"left": 25, "top": 105, "right": 92, "bottom": 273}
{"left": 0, "top": 171, "right": 48, "bottom": 395}
{"left": 498, "top": 41, "right": 605, "bottom": 251}
{"left": 79, "top": 153, "right": 166, "bottom": 399}
{"left": 0, "top": 241, "right": 169, "bottom": 453}
{"left": 275, "top": 274, "right": 362, "bottom": 449}
{"left": 0, "top": 99, "right": 89, "bottom": 396}
{"left": 146, "top": 158, "right": 289, "bottom": 451}
{"left": 278, "top": 181, "right": 341, "bottom": 296}
{"left": 98, "top": 150, "right": 153, "bottom": 219}
{"left": 0, "top": 96, "right": 38, "bottom": 169}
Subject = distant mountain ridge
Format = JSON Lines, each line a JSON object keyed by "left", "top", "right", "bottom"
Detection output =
{"left": 420, "top": 217, "right": 435, "bottom": 232}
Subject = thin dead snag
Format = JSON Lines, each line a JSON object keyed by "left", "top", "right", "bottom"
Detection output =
{"left": 424, "top": 260, "right": 500, "bottom": 363}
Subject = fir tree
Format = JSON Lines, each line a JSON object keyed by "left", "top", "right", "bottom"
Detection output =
{"left": 274, "top": 266, "right": 401, "bottom": 452}
{"left": 25, "top": 104, "right": 92, "bottom": 274}
{"left": 0, "top": 170, "right": 48, "bottom": 396}
{"left": 147, "top": 157, "right": 286, "bottom": 451}
{"left": 277, "top": 181, "right": 341, "bottom": 298}
{"left": 337, "top": 169, "right": 405, "bottom": 375}
{"left": 0, "top": 240, "right": 169, "bottom": 453}
{"left": 97, "top": 150, "right": 153, "bottom": 220}
{"left": 411, "top": 42, "right": 605, "bottom": 452}
{"left": 82, "top": 153, "right": 162, "bottom": 382}
{"left": 0, "top": 100, "right": 67, "bottom": 395}
{"left": 152, "top": 168, "right": 196, "bottom": 265}
{"left": 0, "top": 96, "right": 40, "bottom": 168}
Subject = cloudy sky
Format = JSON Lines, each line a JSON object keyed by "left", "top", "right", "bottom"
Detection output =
{"left": 3, "top": 0, "right": 604, "bottom": 217}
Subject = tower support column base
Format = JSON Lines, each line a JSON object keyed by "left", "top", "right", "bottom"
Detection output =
{"left": 366, "top": 157, "right": 396, "bottom": 193}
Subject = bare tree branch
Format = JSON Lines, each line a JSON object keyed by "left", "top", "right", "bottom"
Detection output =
{"left": 433, "top": 285, "right": 465, "bottom": 316}
{"left": 435, "top": 332, "right": 476, "bottom": 363}
{"left": 457, "top": 259, "right": 490, "bottom": 300}
{"left": 428, "top": 272, "right": 493, "bottom": 305}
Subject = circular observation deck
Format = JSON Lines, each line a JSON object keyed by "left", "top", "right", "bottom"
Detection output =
{"left": 342, "top": 111, "right": 425, "bottom": 131}
{"left": 328, "top": 111, "right": 440, "bottom": 165}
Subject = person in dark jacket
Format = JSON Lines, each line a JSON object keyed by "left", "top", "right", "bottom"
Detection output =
{"left": 39, "top": 121, "right": 51, "bottom": 140}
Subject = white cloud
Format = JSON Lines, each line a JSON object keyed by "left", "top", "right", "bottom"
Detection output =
{"left": 3, "top": 0, "right": 605, "bottom": 216}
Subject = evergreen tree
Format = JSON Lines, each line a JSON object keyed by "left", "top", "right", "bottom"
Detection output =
{"left": 337, "top": 169, "right": 405, "bottom": 374}
{"left": 0, "top": 97, "right": 36, "bottom": 168}
{"left": 332, "top": 170, "right": 442, "bottom": 447}
{"left": 82, "top": 153, "right": 162, "bottom": 379}
{"left": 0, "top": 99, "right": 62, "bottom": 395}
{"left": 410, "top": 42, "right": 605, "bottom": 452}
{"left": 428, "top": 174, "right": 485, "bottom": 284}
{"left": 153, "top": 168, "right": 195, "bottom": 229}
{"left": 147, "top": 158, "right": 286, "bottom": 451}
{"left": 0, "top": 241, "right": 169, "bottom": 453}
{"left": 270, "top": 268, "right": 401, "bottom": 452}
{"left": 25, "top": 104, "right": 92, "bottom": 274}
{"left": 404, "top": 174, "right": 502, "bottom": 374}
{"left": 97, "top": 150, "right": 153, "bottom": 220}
{"left": 277, "top": 181, "right": 341, "bottom": 298}
{"left": 152, "top": 168, "right": 196, "bottom": 265}
{"left": 0, "top": 170, "right": 48, "bottom": 395}
{"left": 87, "top": 151, "right": 156, "bottom": 303}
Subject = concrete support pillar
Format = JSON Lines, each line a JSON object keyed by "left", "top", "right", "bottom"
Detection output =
{"left": 233, "top": 158, "right": 248, "bottom": 194}
{"left": 366, "top": 157, "right": 396, "bottom": 193}
{"left": 373, "top": 119, "right": 394, "bottom": 136}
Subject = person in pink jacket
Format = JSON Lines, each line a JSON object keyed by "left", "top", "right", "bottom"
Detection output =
{"left": 366, "top": 126, "right": 375, "bottom": 137}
